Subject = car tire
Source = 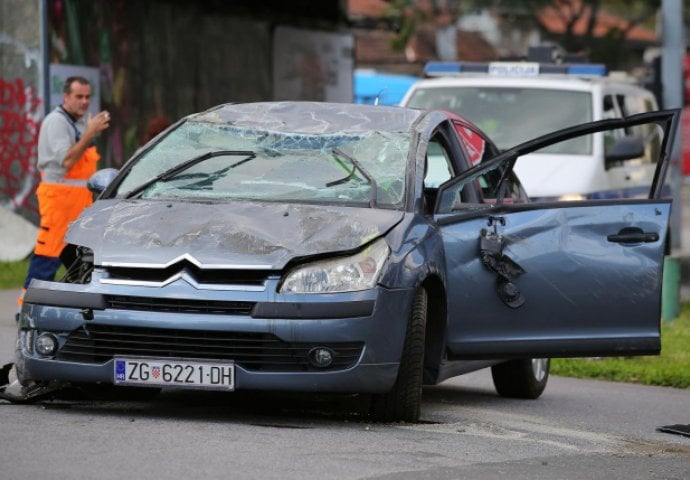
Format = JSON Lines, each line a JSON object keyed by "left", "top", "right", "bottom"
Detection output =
{"left": 491, "top": 358, "right": 550, "bottom": 399}
{"left": 370, "top": 287, "right": 427, "bottom": 423}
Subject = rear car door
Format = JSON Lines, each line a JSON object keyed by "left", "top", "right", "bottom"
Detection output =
{"left": 436, "top": 110, "right": 680, "bottom": 359}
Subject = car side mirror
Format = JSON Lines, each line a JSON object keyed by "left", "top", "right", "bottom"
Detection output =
{"left": 87, "top": 168, "right": 119, "bottom": 195}
{"left": 605, "top": 136, "right": 644, "bottom": 167}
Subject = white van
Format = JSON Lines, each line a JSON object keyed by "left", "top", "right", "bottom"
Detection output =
{"left": 401, "top": 61, "right": 661, "bottom": 201}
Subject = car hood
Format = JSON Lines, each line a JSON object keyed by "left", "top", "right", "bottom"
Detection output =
{"left": 66, "top": 199, "right": 404, "bottom": 269}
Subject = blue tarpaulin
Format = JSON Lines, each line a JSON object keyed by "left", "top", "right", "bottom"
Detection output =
{"left": 353, "top": 70, "right": 419, "bottom": 106}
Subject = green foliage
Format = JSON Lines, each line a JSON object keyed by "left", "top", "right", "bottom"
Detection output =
{"left": 0, "top": 259, "right": 65, "bottom": 289}
{"left": 552, "top": 305, "right": 690, "bottom": 389}
{"left": 0, "top": 258, "right": 29, "bottom": 290}
{"left": 384, "top": 0, "right": 427, "bottom": 52}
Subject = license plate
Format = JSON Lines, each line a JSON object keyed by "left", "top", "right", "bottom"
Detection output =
{"left": 113, "top": 357, "right": 235, "bottom": 390}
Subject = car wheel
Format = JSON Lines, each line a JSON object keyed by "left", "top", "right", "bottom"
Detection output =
{"left": 491, "top": 358, "right": 550, "bottom": 399}
{"left": 370, "top": 287, "right": 427, "bottom": 423}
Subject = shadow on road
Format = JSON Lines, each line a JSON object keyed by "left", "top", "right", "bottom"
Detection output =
{"left": 1, "top": 379, "right": 511, "bottom": 426}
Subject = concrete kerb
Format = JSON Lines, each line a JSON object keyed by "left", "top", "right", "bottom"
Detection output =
{"left": 0, "top": 206, "right": 37, "bottom": 262}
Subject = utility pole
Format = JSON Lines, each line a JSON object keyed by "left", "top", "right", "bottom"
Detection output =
{"left": 662, "top": 0, "right": 685, "bottom": 250}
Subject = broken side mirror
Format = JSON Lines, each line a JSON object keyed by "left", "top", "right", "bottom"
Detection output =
{"left": 605, "top": 136, "right": 644, "bottom": 167}
{"left": 87, "top": 168, "right": 119, "bottom": 195}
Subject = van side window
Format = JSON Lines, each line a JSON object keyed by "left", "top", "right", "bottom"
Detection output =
{"left": 603, "top": 94, "right": 624, "bottom": 152}
{"left": 616, "top": 94, "right": 629, "bottom": 116}
{"left": 603, "top": 95, "right": 618, "bottom": 119}
{"left": 622, "top": 94, "right": 662, "bottom": 164}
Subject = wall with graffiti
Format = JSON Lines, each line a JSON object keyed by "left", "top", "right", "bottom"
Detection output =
{"left": 0, "top": 1, "right": 42, "bottom": 223}
{"left": 1, "top": 0, "right": 343, "bottom": 225}
{"left": 1, "top": 0, "right": 275, "bottom": 222}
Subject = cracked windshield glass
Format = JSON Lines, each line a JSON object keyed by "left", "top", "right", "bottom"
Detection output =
{"left": 115, "top": 122, "right": 411, "bottom": 207}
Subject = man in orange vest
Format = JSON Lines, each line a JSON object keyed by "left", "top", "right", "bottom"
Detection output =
{"left": 18, "top": 76, "right": 110, "bottom": 313}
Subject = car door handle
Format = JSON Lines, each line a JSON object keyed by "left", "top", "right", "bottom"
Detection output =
{"left": 607, "top": 227, "right": 659, "bottom": 244}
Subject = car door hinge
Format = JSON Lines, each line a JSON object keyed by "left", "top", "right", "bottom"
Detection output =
{"left": 487, "top": 216, "right": 506, "bottom": 231}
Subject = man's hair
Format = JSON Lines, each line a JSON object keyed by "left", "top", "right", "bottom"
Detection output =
{"left": 63, "top": 76, "right": 90, "bottom": 94}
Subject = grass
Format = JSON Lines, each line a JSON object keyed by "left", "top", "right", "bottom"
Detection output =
{"left": 0, "top": 258, "right": 29, "bottom": 290}
{"left": 551, "top": 305, "right": 690, "bottom": 389}
{"left": 1, "top": 258, "right": 689, "bottom": 389}
{"left": 0, "top": 258, "right": 65, "bottom": 290}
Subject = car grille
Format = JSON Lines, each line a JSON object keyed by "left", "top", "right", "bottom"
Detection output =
{"left": 105, "top": 264, "right": 274, "bottom": 286}
{"left": 55, "top": 324, "right": 364, "bottom": 372}
{"left": 105, "top": 295, "right": 255, "bottom": 315}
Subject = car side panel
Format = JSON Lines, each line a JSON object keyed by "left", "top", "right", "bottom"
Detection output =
{"left": 440, "top": 200, "right": 670, "bottom": 358}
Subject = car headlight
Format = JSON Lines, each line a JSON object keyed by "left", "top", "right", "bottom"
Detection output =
{"left": 279, "top": 238, "right": 389, "bottom": 294}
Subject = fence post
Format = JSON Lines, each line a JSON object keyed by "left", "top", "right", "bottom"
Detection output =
{"left": 662, "top": 255, "right": 680, "bottom": 322}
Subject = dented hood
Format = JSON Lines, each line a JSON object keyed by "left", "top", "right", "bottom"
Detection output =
{"left": 66, "top": 199, "right": 404, "bottom": 269}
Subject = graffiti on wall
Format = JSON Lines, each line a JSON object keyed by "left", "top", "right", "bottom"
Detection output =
{"left": 0, "top": 31, "right": 43, "bottom": 216}
{"left": 0, "top": 77, "right": 41, "bottom": 212}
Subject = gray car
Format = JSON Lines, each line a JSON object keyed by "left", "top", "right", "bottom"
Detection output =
{"left": 13, "top": 102, "right": 679, "bottom": 422}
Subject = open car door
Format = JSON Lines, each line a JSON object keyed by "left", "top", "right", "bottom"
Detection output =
{"left": 436, "top": 110, "right": 680, "bottom": 359}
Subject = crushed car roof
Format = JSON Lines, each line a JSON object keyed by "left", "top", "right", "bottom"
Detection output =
{"left": 190, "top": 101, "right": 426, "bottom": 134}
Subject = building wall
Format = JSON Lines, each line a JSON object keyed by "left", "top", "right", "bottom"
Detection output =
{"left": 0, "top": 0, "right": 43, "bottom": 222}
{"left": 0, "top": 0, "right": 347, "bottom": 222}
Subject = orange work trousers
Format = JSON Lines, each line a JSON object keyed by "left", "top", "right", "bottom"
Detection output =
{"left": 33, "top": 182, "right": 93, "bottom": 257}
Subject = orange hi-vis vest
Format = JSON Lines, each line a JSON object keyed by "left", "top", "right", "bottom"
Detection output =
{"left": 34, "top": 146, "right": 99, "bottom": 258}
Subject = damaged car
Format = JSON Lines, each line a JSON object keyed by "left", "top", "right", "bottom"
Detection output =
{"left": 9, "top": 102, "right": 679, "bottom": 422}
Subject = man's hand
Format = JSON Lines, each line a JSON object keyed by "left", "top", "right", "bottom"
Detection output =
{"left": 85, "top": 111, "right": 111, "bottom": 137}
{"left": 62, "top": 111, "right": 111, "bottom": 170}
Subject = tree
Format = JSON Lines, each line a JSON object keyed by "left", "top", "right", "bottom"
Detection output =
{"left": 382, "top": 1, "right": 672, "bottom": 71}
{"left": 494, "top": 0, "right": 661, "bottom": 69}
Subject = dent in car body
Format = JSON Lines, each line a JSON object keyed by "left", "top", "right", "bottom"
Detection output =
{"left": 195, "top": 101, "right": 424, "bottom": 134}
{"left": 67, "top": 199, "right": 405, "bottom": 269}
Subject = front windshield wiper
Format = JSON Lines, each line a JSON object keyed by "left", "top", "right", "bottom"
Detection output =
{"left": 124, "top": 150, "right": 255, "bottom": 199}
{"left": 329, "top": 148, "right": 377, "bottom": 208}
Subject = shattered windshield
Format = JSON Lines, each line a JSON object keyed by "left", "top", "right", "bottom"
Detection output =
{"left": 115, "top": 122, "right": 410, "bottom": 207}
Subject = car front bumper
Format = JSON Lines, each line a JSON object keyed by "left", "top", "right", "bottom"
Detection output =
{"left": 16, "top": 279, "right": 415, "bottom": 394}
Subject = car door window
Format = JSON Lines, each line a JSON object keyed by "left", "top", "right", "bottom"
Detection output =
{"left": 425, "top": 140, "right": 453, "bottom": 188}
{"left": 437, "top": 109, "right": 679, "bottom": 214}
{"left": 437, "top": 162, "right": 514, "bottom": 213}
{"left": 453, "top": 123, "right": 490, "bottom": 166}
{"left": 424, "top": 137, "right": 455, "bottom": 214}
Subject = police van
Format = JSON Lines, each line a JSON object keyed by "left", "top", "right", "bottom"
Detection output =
{"left": 401, "top": 61, "right": 661, "bottom": 201}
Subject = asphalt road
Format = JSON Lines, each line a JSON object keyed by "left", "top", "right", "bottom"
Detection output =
{"left": 1, "top": 288, "right": 688, "bottom": 480}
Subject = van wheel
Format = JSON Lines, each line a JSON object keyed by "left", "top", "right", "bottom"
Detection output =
{"left": 491, "top": 358, "right": 549, "bottom": 399}
{"left": 370, "top": 287, "right": 427, "bottom": 422}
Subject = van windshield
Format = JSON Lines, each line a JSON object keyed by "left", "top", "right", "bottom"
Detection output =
{"left": 406, "top": 87, "right": 593, "bottom": 154}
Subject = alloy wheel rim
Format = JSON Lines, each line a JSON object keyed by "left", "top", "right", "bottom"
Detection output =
{"left": 531, "top": 358, "right": 548, "bottom": 382}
